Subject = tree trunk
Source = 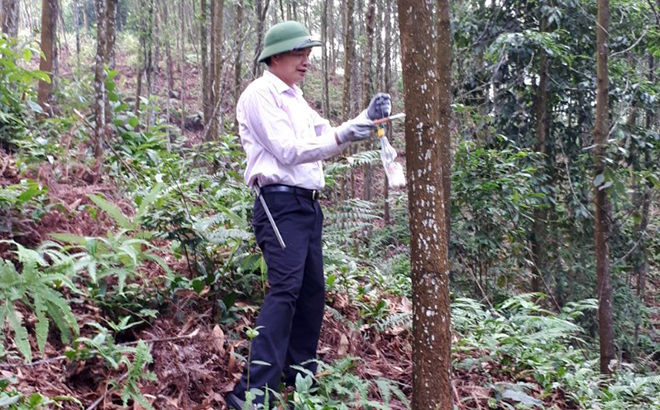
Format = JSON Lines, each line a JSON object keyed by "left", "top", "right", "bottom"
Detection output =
{"left": 530, "top": 14, "right": 550, "bottom": 294}
{"left": 321, "top": 0, "right": 330, "bottom": 118}
{"left": 341, "top": 0, "right": 355, "bottom": 121}
{"left": 211, "top": 0, "right": 225, "bottom": 139}
{"left": 201, "top": 0, "right": 210, "bottom": 128}
{"left": 594, "top": 0, "right": 615, "bottom": 375}
{"left": 382, "top": 0, "right": 393, "bottom": 225}
{"left": 162, "top": 1, "right": 175, "bottom": 94}
{"left": 252, "top": 0, "right": 269, "bottom": 79}
{"left": 180, "top": 0, "right": 186, "bottom": 129}
{"left": 233, "top": 0, "right": 244, "bottom": 132}
{"left": 328, "top": 0, "right": 335, "bottom": 75}
{"left": 73, "top": 0, "right": 81, "bottom": 63}
{"left": 37, "top": 0, "right": 58, "bottom": 110}
{"left": 1, "top": 0, "right": 19, "bottom": 37}
{"left": 398, "top": 0, "right": 453, "bottom": 407}
{"left": 94, "top": 0, "right": 118, "bottom": 166}
{"left": 362, "top": 0, "right": 376, "bottom": 201}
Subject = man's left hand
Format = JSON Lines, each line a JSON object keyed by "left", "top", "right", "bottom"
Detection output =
{"left": 366, "top": 93, "right": 392, "bottom": 120}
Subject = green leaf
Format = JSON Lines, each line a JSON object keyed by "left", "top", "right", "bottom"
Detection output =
{"left": 128, "top": 116, "right": 139, "bottom": 128}
{"left": 501, "top": 389, "right": 543, "bottom": 407}
{"left": 22, "top": 48, "right": 32, "bottom": 62}
{"left": 7, "top": 305, "right": 31, "bottom": 362}
{"left": 17, "top": 181, "right": 45, "bottom": 204}
{"left": 191, "top": 277, "right": 205, "bottom": 293}
{"left": 136, "top": 183, "right": 163, "bottom": 219}
{"left": 33, "top": 295, "right": 49, "bottom": 355}
{"left": 50, "top": 233, "right": 89, "bottom": 245}
{"left": 88, "top": 194, "right": 132, "bottom": 230}
{"left": 27, "top": 100, "right": 44, "bottom": 114}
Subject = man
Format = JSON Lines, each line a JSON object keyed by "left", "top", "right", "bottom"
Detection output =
{"left": 226, "top": 20, "right": 391, "bottom": 409}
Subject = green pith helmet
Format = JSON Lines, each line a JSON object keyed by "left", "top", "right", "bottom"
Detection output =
{"left": 258, "top": 21, "right": 322, "bottom": 63}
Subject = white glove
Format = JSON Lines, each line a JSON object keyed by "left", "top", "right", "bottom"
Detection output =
{"left": 366, "top": 93, "right": 392, "bottom": 120}
{"left": 335, "top": 116, "right": 375, "bottom": 143}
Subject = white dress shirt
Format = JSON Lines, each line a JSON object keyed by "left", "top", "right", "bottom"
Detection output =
{"left": 237, "top": 70, "right": 344, "bottom": 190}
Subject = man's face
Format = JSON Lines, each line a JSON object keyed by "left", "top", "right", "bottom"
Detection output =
{"left": 270, "top": 48, "right": 312, "bottom": 87}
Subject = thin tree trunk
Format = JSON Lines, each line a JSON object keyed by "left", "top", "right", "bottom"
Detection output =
{"left": 594, "top": 0, "right": 615, "bottom": 375}
{"left": 180, "top": 0, "right": 186, "bottom": 130}
{"left": 531, "top": 14, "right": 549, "bottom": 294}
{"left": 233, "top": 0, "right": 244, "bottom": 132}
{"left": 382, "top": 0, "right": 393, "bottom": 225}
{"left": 341, "top": 0, "right": 355, "bottom": 120}
{"left": 201, "top": 0, "right": 210, "bottom": 127}
{"left": 398, "top": 0, "right": 453, "bottom": 405}
{"left": 163, "top": 1, "right": 175, "bottom": 94}
{"left": 38, "top": 0, "right": 58, "bottom": 110}
{"left": 328, "top": 0, "right": 335, "bottom": 74}
{"left": 321, "top": 0, "right": 330, "bottom": 118}
{"left": 362, "top": 0, "right": 376, "bottom": 201}
{"left": 252, "top": 0, "right": 270, "bottom": 79}
{"left": 94, "top": 0, "right": 117, "bottom": 166}
{"left": 134, "top": 69, "right": 143, "bottom": 128}
{"left": 73, "top": 0, "right": 80, "bottom": 63}
{"left": 211, "top": 0, "right": 225, "bottom": 139}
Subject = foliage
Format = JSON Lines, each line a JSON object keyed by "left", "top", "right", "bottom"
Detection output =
{"left": 287, "top": 357, "right": 409, "bottom": 410}
{"left": 0, "top": 35, "right": 48, "bottom": 151}
{"left": 453, "top": 294, "right": 660, "bottom": 409}
{"left": 68, "top": 324, "right": 156, "bottom": 409}
{"left": 451, "top": 139, "right": 547, "bottom": 297}
{"left": 0, "top": 241, "right": 79, "bottom": 362}
{"left": 0, "top": 378, "right": 80, "bottom": 409}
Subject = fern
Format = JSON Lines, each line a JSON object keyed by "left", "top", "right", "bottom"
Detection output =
{"left": 0, "top": 241, "right": 79, "bottom": 362}
{"left": 376, "top": 311, "right": 412, "bottom": 332}
{"left": 120, "top": 341, "right": 157, "bottom": 410}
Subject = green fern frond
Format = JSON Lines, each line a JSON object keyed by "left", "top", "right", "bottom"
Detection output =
{"left": 32, "top": 294, "right": 49, "bottom": 354}
{"left": 6, "top": 304, "right": 30, "bottom": 362}
{"left": 346, "top": 150, "right": 381, "bottom": 167}
{"left": 376, "top": 312, "right": 411, "bottom": 332}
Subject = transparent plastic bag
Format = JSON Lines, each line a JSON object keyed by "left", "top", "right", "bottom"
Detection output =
{"left": 379, "top": 128, "right": 405, "bottom": 189}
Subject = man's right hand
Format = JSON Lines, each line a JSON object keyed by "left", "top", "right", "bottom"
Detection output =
{"left": 335, "top": 117, "right": 375, "bottom": 144}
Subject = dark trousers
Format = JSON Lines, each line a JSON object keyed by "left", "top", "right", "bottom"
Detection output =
{"left": 233, "top": 190, "right": 325, "bottom": 403}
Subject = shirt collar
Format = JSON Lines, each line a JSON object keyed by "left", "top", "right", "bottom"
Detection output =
{"left": 263, "top": 70, "right": 303, "bottom": 96}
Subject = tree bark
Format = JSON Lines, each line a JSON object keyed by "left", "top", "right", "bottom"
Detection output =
{"left": 37, "top": 0, "right": 58, "bottom": 110}
{"left": 328, "top": 0, "right": 335, "bottom": 74}
{"left": 321, "top": 0, "right": 330, "bottom": 118}
{"left": 398, "top": 0, "right": 453, "bottom": 407}
{"left": 73, "top": 0, "right": 81, "bottom": 63}
{"left": 252, "top": 0, "right": 270, "bottom": 79}
{"left": 341, "top": 0, "right": 355, "bottom": 120}
{"left": 382, "top": 0, "right": 393, "bottom": 225}
{"left": 211, "top": 0, "right": 225, "bottom": 139}
{"left": 1, "top": 0, "right": 19, "bottom": 37}
{"left": 362, "top": 0, "right": 377, "bottom": 201}
{"left": 201, "top": 0, "right": 210, "bottom": 128}
{"left": 94, "top": 0, "right": 118, "bottom": 166}
{"left": 233, "top": 0, "right": 244, "bottom": 132}
{"left": 531, "top": 14, "right": 550, "bottom": 294}
{"left": 594, "top": 0, "right": 615, "bottom": 375}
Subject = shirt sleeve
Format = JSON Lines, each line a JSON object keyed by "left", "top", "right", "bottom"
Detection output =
{"left": 239, "top": 88, "right": 341, "bottom": 166}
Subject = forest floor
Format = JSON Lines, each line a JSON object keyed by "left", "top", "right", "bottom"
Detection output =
{"left": 3, "top": 46, "right": 658, "bottom": 410}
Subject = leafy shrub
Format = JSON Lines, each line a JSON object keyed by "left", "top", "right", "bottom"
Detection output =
{"left": 451, "top": 140, "right": 547, "bottom": 297}
{"left": 453, "top": 294, "right": 660, "bottom": 409}
{"left": 288, "top": 357, "right": 409, "bottom": 410}
{"left": 0, "top": 35, "right": 48, "bottom": 151}
{"left": 0, "top": 241, "right": 79, "bottom": 362}
{"left": 0, "top": 377, "right": 80, "bottom": 409}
